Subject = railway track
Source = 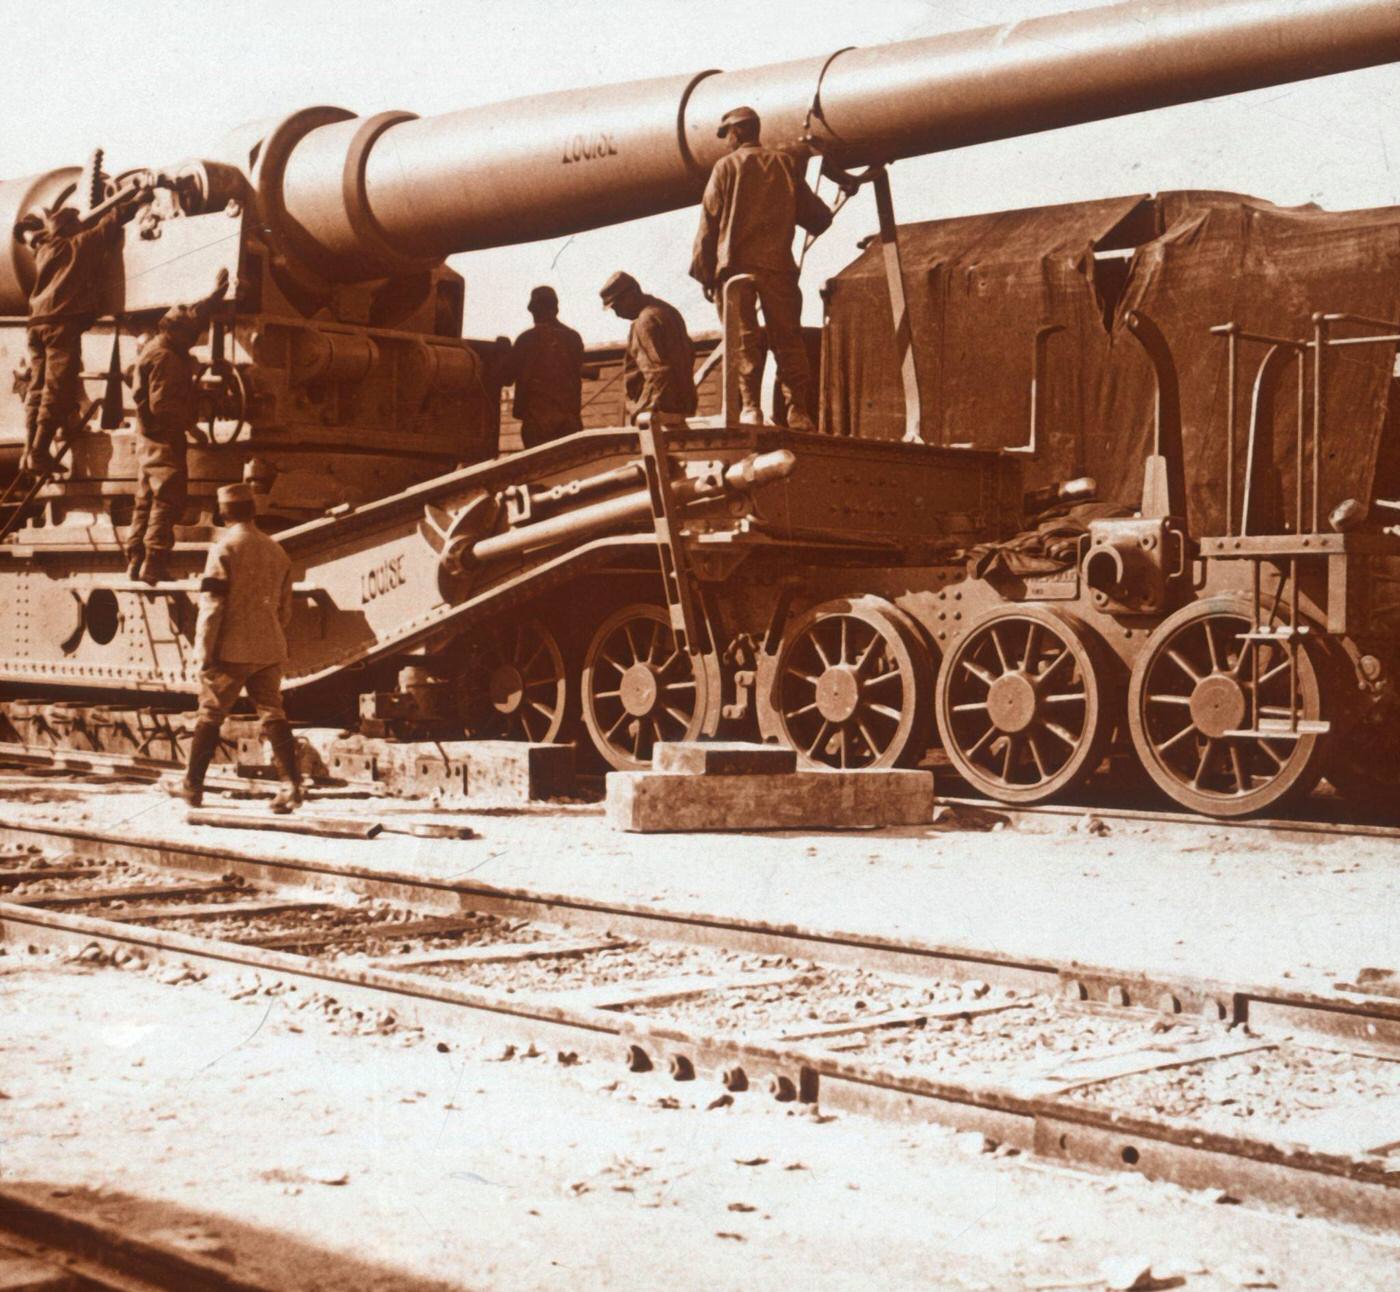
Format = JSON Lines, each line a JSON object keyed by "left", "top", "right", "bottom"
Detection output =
{"left": 0, "top": 1188, "right": 281, "bottom": 1292}
{"left": 2, "top": 816, "right": 1399, "bottom": 1237}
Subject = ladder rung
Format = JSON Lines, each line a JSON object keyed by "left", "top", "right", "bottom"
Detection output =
{"left": 1241, "top": 626, "right": 1316, "bottom": 640}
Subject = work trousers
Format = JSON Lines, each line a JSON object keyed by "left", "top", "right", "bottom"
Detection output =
{"left": 25, "top": 321, "right": 84, "bottom": 447}
{"left": 127, "top": 429, "right": 188, "bottom": 555}
{"left": 197, "top": 661, "right": 287, "bottom": 731}
{"left": 715, "top": 270, "right": 813, "bottom": 425}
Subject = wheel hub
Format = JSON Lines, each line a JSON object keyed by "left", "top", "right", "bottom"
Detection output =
{"left": 620, "top": 664, "right": 660, "bottom": 716}
{"left": 488, "top": 663, "right": 525, "bottom": 716}
{"left": 815, "top": 666, "right": 861, "bottom": 723}
{"left": 987, "top": 672, "right": 1038, "bottom": 734}
{"left": 1189, "top": 674, "right": 1246, "bottom": 739}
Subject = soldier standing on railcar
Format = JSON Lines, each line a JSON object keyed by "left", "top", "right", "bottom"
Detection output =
{"left": 689, "top": 105, "right": 831, "bottom": 430}
{"left": 127, "top": 268, "right": 230, "bottom": 583}
{"left": 173, "top": 482, "right": 303, "bottom": 813}
{"left": 12, "top": 186, "right": 148, "bottom": 474}
{"left": 599, "top": 271, "right": 697, "bottom": 426}
{"left": 504, "top": 285, "right": 585, "bottom": 448}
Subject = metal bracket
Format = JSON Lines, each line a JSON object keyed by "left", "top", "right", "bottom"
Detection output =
{"left": 816, "top": 160, "right": 923, "bottom": 444}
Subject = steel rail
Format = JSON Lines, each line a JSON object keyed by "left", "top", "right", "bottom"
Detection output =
{"left": 1, "top": 815, "right": 1397, "bottom": 1051}
{"left": 0, "top": 1188, "right": 287, "bottom": 1292}
{"left": 3, "top": 893, "right": 1399, "bottom": 1233}
{"left": 938, "top": 794, "right": 1400, "bottom": 847}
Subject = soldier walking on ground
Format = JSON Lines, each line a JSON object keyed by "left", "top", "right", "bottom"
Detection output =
{"left": 126, "top": 267, "right": 230, "bottom": 583}
{"left": 504, "top": 285, "right": 584, "bottom": 448}
{"left": 689, "top": 105, "right": 831, "bottom": 430}
{"left": 599, "top": 271, "right": 696, "bottom": 427}
{"left": 174, "top": 482, "right": 303, "bottom": 813}
{"left": 12, "top": 186, "right": 149, "bottom": 473}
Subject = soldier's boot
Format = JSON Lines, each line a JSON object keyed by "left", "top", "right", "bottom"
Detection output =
{"left": 26, "top": 422, "right": 61, "bottom": 476}
{"left": 780, "top": 380, "right": 816, "bottom": 432}
{"left": 737, "top": 406, "right": 764, "bottom": 427}
{"left": 21, "top": 407, "right": 39, "bottom": 474}
{"left": 266, "top": 721, "right": 305, "bottom": 814}
{"left": 169, "top": 719, "right": 222, "bottom": 808}
{"left": 138, "top": 547, "right": 170, "bottom": 585}
{"left": 125, "top": 542, "right": 145, "bottom": 580}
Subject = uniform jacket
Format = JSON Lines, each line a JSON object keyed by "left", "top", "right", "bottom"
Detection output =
{"left": 194, "top": 522, "right": 293, "bottom": 667}
{"left": 623, "top": 296, "right": 697, "bottom": 421}
{"left": 690, "top": 144, "right": 832, "bottom": 287}
{"left": 506, "top": 319, "right": 585, "bottom": 434}
{"left": 133, "top": 332, "right": 199, "bottom": 438}
{"left": 27, "top": 210, "right": 123, "bottom": 324}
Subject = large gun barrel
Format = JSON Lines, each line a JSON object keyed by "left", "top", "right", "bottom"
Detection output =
{"left": 270, "top": 0, "right": 1400, "bottom": 279}
{"left": 3, "top": 0, "right": 1400, "bottom": 304}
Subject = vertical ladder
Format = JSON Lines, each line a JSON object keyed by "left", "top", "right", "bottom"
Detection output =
{"left": 634, "top": 420, "right": 723, "bottom": 737}
{"left": 0, "top": 398, "right": 100, "bottom": 543}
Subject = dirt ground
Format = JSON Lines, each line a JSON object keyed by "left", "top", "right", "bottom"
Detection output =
{"left": 3, "top": 779, "right": 1399, "bottom": 1288}
{"left": 4, "top": 951, "right": 1400, "bottom": 1292}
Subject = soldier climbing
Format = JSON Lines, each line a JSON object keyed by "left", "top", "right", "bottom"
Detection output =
{"left": 127, "top": 267, "right": 231, "bottom": 583}
{"left": 12, "top": 181, "right": 150, "bottom": 475}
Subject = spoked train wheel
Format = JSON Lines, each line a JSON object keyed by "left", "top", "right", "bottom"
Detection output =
{"left": 935, "top": 606, "right": 1113, "bottom": 804}
{"left": 581, "top": 603, "right": 711, "bottom": 770}
{"left": 1126, "top": 596, "right": 1327, "bottom": 818}
{"left": 457, "top": 617, "right": 570, "bottom": 743}
{"left": 773, "top": 596, "right": 934, "bottom": 769}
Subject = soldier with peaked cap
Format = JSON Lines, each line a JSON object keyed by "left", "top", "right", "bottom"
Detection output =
{"left": 503, "top": 284, "right": 585, "bottom": 448}
{"left": 689, "top": 105, "right": 831, "bottom": 429}
{"left": 12, "top": 185, "right": 149, "bottom": 474}
{"left": 127, "top": 267, "right": 230, "bottom": 584}
{"left": 174, "top": 481, "right": 302, "bottom": 813}
{"left": 599, "top": 271, "right": 696, "bottom": 426}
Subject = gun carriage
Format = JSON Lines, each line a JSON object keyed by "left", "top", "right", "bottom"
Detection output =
{"left": 2, "top": 0, "right": 1399, "bottom": 818}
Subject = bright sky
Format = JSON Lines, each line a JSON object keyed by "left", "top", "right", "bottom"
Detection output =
{"left": 3, "top": 0, "right": 1399, "bottom": 343}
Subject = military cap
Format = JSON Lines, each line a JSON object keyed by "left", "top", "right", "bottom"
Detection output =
{"left": 217, "top": 482, "right": 254, "bottom": 507}
{"left": 599, "top": 270, "right": 640, "bottom": 305}
{"left": 717, "top": 105, "right": 760, "bottom": 137}
{"left": 528, "top": 284, "right": 558, "bottom": 309}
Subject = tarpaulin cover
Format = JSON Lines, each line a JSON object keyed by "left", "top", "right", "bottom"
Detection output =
{"left": 821, "top": 191, "right": 1400, "bottom": 535}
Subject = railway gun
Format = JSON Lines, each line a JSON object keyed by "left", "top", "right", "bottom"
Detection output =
{"left": 2, "top": 0, "right": 1400, "bottom": 817}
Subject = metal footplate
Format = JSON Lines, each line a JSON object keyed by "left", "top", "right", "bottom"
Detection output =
{"left": 1223, "top": 719, "right": 1330, "bottom": 740}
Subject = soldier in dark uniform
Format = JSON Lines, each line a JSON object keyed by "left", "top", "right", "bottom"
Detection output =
{"left": 126, "top": 268, "right": 230, "bottom": 583}
{"left": 504, "top": 285, "right": 584, "bottom": 448}
{"left": 599, "top": 271, "right": 696, "bottom": 426}
{"left": 689, "top": 105, "right": 831, "bottom": 430}
{"left": 174, "top": 482, "right": 302, "bottom": 813}
{"left": 12, "top": 187, "right": 148, "bottom": 473}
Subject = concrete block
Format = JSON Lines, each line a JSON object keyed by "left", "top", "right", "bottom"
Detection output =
{"left": 606, "top": 768, "right": 935, "bottom": 833}
{"left": 653, "top": 741, "right": 798, "bottom": 776}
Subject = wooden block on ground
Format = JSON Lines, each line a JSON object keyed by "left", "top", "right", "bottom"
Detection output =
{"left": 452, "top": 740, "right": 575, "bottom": 803}
{"left": 606, "top": 769, "right": 934, "bottom": 833}
{"left": 653, "top": 741, "right": 797, "bottom": 776}
{"left": 302, "top": 735, "right": 575, "bottom": 802}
